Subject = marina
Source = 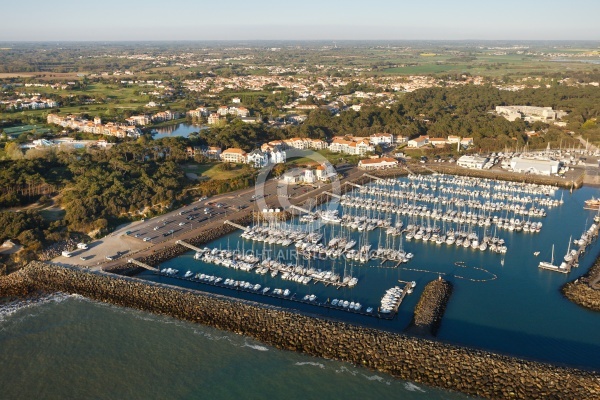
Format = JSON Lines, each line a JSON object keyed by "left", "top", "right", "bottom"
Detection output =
{"left": 139, "top": 173, "right": 600, "bottom": 370}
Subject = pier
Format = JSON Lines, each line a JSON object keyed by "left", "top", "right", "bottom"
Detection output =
{"left": 323, "top": 191, "right": 341, "bottom": 199}
{"left": 363, "top": 173, "right": 384, "bottom": 181}
{"left": 176, "top": 240, "right": 203, "bottom": 253}
{"left": 223, "top": 220, "right": 249, "bottom": 231}
{"left": 127, "top": 258, "right": 158, "bottom": 272}
{"left": 289, "top": 205, "right": 314, "bottom": 215}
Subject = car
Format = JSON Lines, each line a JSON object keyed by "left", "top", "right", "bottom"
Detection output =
{"left": 168, "top": 230, "right": 174, "bottom": 234}
{"left": 143, "top": 237, "right": 151, "bottom": 242}
{"left": 179, "top": 222, "right": 186, "bottom": 226}
{"left": 105, "top": 255, "right": 114, "bottom": 261}
{"left": 154, "top": 226, "right": 159, "bottom": 231}
{"left": 134, "top": 233, "right": 140, "bottom": 238}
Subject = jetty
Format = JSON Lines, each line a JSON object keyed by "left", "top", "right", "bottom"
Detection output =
{"left": 363, "top": 173, "right": 383, "bottom": 181}
{"left": 175, "top": 240, "right": 203, "bottom": 253}
{"left": 223, "top": 220, "right": 249, "bottom": 231}
{"left": 127, "top": 258, "right": 158, "bottom": 272}
{"left": 289, "top": 205, "right": 314, "bottom": 215}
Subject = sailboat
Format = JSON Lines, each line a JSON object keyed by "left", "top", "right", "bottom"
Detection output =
{"left": 538, "top": 245, "right": 556, "bottom": 270}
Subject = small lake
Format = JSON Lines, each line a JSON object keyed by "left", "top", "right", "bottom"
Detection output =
{"left": 152, "top": 123, "right": 208, "bottom": 139}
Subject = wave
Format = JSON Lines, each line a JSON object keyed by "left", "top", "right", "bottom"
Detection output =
{"left": 404, "top": 382, "right": 426, "bottom": 392}
{"left": 243, "top": 342, "right": 269, "bottom": 351}
{"left": 295, "top": 361, "right": 326, "bottom": 369}
{"left": 0, "top": 293, "right": 75, "bottom": 323}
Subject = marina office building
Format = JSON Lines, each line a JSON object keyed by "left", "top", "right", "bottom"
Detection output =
{"left": 510, "top": 158, "right": 560, "bottom": 176}
{"left": 457, "top": 155, "right": 489, "bottom": 169}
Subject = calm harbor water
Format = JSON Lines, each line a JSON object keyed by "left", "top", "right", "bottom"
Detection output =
{"left": 146, "top": 176, "right": 600, "bottom": 371}
{"left": 152, "top": 123, "right": 207, "bottom": 139}
{"left": 0, "top": 295, "right": 466, "bottom": 400}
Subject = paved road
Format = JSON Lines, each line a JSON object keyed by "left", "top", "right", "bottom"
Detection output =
{"left": 53, "top": 167, "right": 364, "bottom": 270}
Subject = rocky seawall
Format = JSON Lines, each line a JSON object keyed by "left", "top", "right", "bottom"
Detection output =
{"left": 9, "top": 262, "right": 600, "bottom": 399}
{"left": 409, "top": 278, "right": 453, "bottom": 337}
{"left": 563, "top": 257, "right": 600, "bottom": 312}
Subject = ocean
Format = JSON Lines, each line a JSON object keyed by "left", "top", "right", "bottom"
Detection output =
{"left": 0, "top": 295, "right": 467, "bottom": 399}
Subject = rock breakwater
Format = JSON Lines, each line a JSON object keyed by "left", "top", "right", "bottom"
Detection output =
{"left": 563, "top": 257, "right": 600, "bottom": 312}
{"left": 10, "top": 262, "right": 600, "bottom": 399}
{"left": 410, "top": 278, "right": 453, "bottom": 336}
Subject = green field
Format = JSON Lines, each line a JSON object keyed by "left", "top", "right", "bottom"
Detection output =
{"left": 183, "top": 163, "right": 253, "bottom": 180}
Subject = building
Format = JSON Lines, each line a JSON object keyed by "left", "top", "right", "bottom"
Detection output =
{"left": 269, "top": 149, "right": 286, "bottom": 164}
{"left": 358, "top": 157, "right": 399, "bottom": 170}
{"left": 217, "top": 106, "right": 229, "bottom": 116}
{"left": 126, "top": 115, "right": 151, "bottom": 126}
{"left": 187, "top": 107, "right": 209, "bottom": 118}
{"left": 208, "top": 113, "right": 221, "bottom": 125}
{"left": 204, "top": 146, "right": 222, "bottom": 160}
{"left": 281, "top": 168, "right": 315, "bottom": 184}
{"left": 329, "top": 136, "right": 374, "bottom": 155}
{"left": 457, "top": 155, "right": 489, "bottom": 169}
{"left": 510, "top": 158, "right": 560, "bottom": 176}
{"left": 220, "top": 148, "right": 247, "bottom": 163}
{"left": 246, "top": 149, "right": 269, "bottom": 168}
{"left": 315, "top": 164, "right": 337, "bottom": 181}
{"left": 496, "top": 106, "right": 568, "bottom": 122}
{"left": 407, "top": 135, "right": 429, "bottom": 148}
{"left": 429, "top": 138, "right": 448, "bottom": 147}
{"left": 369, "top": 133, "right": 394, "bottom": 146}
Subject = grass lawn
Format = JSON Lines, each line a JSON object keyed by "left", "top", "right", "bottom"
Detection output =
{"left": 286, "top": 150, "right": 361, "bottom": 167}
{"left": 183, "top": 163, "right": 253, "bottom": 180}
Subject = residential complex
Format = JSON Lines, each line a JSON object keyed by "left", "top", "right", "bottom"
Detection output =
{"left": 46, "top": 114, "right": 141, "bottom": 138}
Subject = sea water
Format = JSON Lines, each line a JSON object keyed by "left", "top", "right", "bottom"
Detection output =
{"left": 0, "top": 295, "right": 467, "bottom": 399}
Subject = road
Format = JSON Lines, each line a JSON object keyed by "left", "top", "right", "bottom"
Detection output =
{"left": 53, "top": 167, "right": 365, "bottom": 270}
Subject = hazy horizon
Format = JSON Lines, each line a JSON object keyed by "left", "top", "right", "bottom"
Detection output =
{"left": 2, "top": 0, "right": 599, "bottom": 42}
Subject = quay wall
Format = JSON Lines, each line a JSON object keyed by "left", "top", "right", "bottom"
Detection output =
{"left": 14, "top": 262, "right": 600, "bottom": 400}
{"left": 410, "top": 279, "right": 453, "bottom": 336}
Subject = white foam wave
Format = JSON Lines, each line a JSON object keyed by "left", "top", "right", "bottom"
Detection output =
{"left": 404, "top": 382, "right": 426, "bottom": 392}
{"left": 0, "top": 293, "right": 75, "bottom": 323}
{"left": 243, "top": 342, "right": 269, "bottom": 351}
{"left": 295, "top": 361, "right": 326, "bottom": 369}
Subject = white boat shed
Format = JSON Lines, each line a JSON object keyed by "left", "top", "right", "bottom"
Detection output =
{"left": 510, "top": 158, "right": 560, "bottom": 176}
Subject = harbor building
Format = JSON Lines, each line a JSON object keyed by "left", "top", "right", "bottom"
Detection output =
{"left": 358, "top": 157, "right": 399, "bottom": 170}
{"left": 510, "top": 158, "right": 560, "bottom": 176}
{"left": 457, "top": 155, "right": 489, "bottom": 169}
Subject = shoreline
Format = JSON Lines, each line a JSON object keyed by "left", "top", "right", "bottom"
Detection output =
{"left": 3, "top": 261, "right": 599, "bottom": 399}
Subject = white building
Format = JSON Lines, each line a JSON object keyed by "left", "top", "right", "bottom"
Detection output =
{"left": 407, "top": 135, "right": 429, "bottom": 148}
{"left": 457, "top": 155, "right": 489, "bottom": 169}
{"left": 369, "top": 133, "right": 394, "bottom": 146}
{"left": 358, "top": 157, "right": 399, "bottom": 170}
{"left": 281, "top": 168, "right": 315, "bottom": 184}
{"left": 269, "top": 149, "right": 286, "bottom": 164}
{"left": 246, "top": 149, "right": 269, "bottom": 168}
{"left": 510, "top": 158, "right": 560, "bottom": 176}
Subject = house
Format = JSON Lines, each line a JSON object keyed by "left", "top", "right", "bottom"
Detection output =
{"left": 236, "top": 107, "right": 250, "bottom": 117}
{"left": 447, "top": 135, "right": 461, "bottom": 144}
{"left": 429, "top": 138, "right": 448, "bottom": 147}
{"left": 281, "top": 168, "right": 315, "bottom": 184}
{"left": 269, "top": 149, "right": 286, "bottom": 164}
{"left": 407, "top": 135, "right": 429, "bottom": 148}
{"left": 240, "top": 117, "right": 257, "bottom": 124}
{"left": 187, "top": 107, "right": 209, "bottom": 118}
{"left": 314, "top": 164, "right": 336, "bottom": 182}
{"left": 232, "top": 97, "right": 241, "bottom": 104}
{"left": 246, "top": 149, "right": 269, "bottom": 168}
{"left": 217, "top": 106, "right": 229, "bottom": 116}
{"left": 369, "top": 133, "right": 394, "bottom": 146}
{"left": 208, "top": 113, "right": 221, "bottom": 125}
{"left": 204, "top": 146, "right": 222, "bottom": 160}
{"left": 126, "top": 115, "right": 151, "bottom": 126}
{"left": 358, "top": 157, "right": 399, "bottom": 170}
{"left": 460, "top": 137, "right": 474, "bottom": 147}
{"left": 457, "top": 155, "right": 489, "bottom": 169}
{"left": 220, "top": 148, "right": 247, "bottom": 163}
{"left": 329, "top": 136, "right": 374, "bottom": 155}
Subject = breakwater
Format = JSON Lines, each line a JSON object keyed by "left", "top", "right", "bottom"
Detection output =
{"left": 563, "top": 257, "right": 600, "bottom": 312}
{"left": 10, "top": 261, "right": 600, "bottom": 399}
{"left": 410, "top": 278, "right": 453, "bottom": 337}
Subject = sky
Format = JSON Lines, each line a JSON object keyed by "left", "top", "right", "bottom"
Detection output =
{"left": 1, "top": 0, "right": 599, "bottom": 41}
